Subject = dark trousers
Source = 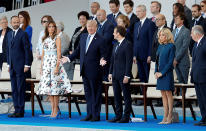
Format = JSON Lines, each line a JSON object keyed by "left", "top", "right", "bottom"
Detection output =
{"left": 10, "top": 69, "right": 26, "bottom": 114}
{"left": 112, "top": 78, "right": 131, "bottom": 119}
{"left": 102, "top": 61, "right": 110, "bottom": 81}
{"left": 195, "top": 83, "right": 206, "bottom": 121}
{"left": 82, "top": 76, "right": 102, "bottom": 119}
{"left": 137, "top": 60, "right": 149, "bottom": 83}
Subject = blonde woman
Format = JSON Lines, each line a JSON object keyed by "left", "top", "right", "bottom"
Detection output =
{"left": 155, "top": 28, "right": 175, "bottom": 124}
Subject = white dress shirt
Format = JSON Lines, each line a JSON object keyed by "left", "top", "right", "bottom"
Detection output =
{"left": 0, "top": 35, "right": 4, "bottom": 53}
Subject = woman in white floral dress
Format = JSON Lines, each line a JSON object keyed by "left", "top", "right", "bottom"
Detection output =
{"left": 36, "top": 21, "right": 72, "bottom": 118}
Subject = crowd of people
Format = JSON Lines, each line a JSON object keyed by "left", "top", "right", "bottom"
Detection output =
{"left": 0, "top": 0, "right": 206, "bottom": 126}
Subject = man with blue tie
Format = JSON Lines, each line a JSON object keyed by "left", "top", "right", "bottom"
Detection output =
{"left": 133, "top": 5, "right": 156, "bottom": 95}
{"left": 96, "top": 9, "right": 114, "bottom": 81}
{"left": 191, "top": 25, "right": 206, "bottom": 126}
{"left": 61, "top": 20, "right": 107, "bottom": 122}
{"left": 7, "top": 16, "right": 30, "bottom": 118}
{"left": 108, "top": 26, "right": 133, "bottom": 123}
{"left": 172, "top": 13, "right": 190, "bottom": 107}
{"left": 107, "top": 0, "right": 122, "bottom": 27}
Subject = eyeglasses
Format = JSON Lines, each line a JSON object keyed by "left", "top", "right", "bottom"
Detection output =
{"left": 41, "top": 21, "right": 48, "bottom": 23}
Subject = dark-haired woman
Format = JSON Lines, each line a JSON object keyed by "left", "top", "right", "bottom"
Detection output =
{"left": 36, "top": 21, "right": 72, "bottom": 119}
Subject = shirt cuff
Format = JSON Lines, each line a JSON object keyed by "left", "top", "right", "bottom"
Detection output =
{"left": 67, "top": 57, "right": 71, "bottom": 63}
{"left": 124, "top": 76, "right": 130, "bottom": 79}
{"left": 25, "top": 65, "right": 30, "bottom": 68}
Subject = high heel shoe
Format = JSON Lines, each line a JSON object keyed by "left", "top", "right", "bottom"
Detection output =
{"left": 165, "top": 119, "right": 173, "bottom": 124}
{"left": 49, "top": 111, "right": 61, "bottom": 120}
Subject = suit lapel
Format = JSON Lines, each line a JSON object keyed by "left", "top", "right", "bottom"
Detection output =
{"left": 85, "top": 33, "right": 97, "bottom": 54}
{"left": 11, "top": 29, "right": 21, "bottom": 47}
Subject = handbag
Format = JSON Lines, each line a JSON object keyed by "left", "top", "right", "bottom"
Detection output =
{"left": 172, "top": 107, "right": 179, "bottom": 123}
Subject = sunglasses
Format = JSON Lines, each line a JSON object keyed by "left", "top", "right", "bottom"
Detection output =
{"left": 41, "top": 20, "right": 48, "bottom": 23}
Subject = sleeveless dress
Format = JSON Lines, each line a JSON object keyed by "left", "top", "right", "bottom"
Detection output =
{"left": 36, "top": 36, "right": 72, "bottom": 95}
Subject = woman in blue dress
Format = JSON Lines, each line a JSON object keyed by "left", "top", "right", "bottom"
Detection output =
{"left": 155, "top": 28, "right": 175, "bottom": 124}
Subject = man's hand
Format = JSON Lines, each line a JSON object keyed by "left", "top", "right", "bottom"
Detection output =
{"left": 100, "top": 58, "right": 107, "bottom": 66}
{"left": 173, "top": 59, "right": 178, "bottom": 67}
{"left": 61, "top": 56, "right": 69, "bottom": 64}
{"left": 24, "top": 67, "right": 29, "bottom": 73}
{"left": 147, "top": 56, "right": 151, "bottom": 64}
{"left": 133, "top": 57, "right": 137, "bottom": 64}
{"left": 123, "top": 76, "right": 129, "bottom": 84}
{"left": 108, "top": 74, "right": 112, "bottom": 82}
{"left": 69, "top": 51, "right": 73, "bottom": 55}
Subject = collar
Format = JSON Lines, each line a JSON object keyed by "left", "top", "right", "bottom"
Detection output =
{"left": 127, "top": 12, "right": 133, "bottom": 19}
{"left": 13, "top": 28, "right": 20, "bottom": 35}
{"left": 88, "top": 32, "right": 96, "bottom": 38}
{"left": 176, "top": 25, "right": 183, "bottom": 31}
{"left": 194, "top": 15, "right": 201, "bottom": 21}
{"left": 159, "top": 24, "right": 165, "bottom": 30}
{"left": 118, "top": 38, "right": 125, "bottom": 45}
{"left": 198, "top": 35, "right": 204, "bottom": 45}
{"left": 113, "top": 11, "right": 120, "bottom": 18}
{"left": 20, "top": 24, "right": 23, "bottom": 28}
{"left": 140, "top": 17, "right": 147, "bottom": 25}
{"left": 58, "top": 31, "right": 62, "bottom": 37}
{"left": 100, "top": 19, "right": 107, "bottom": 26}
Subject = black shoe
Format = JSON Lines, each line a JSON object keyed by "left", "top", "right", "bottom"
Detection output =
{"left": 8, "top": 113, "right": 17, "bottom": 118}
{"left": 136, "top": 100, "right": 144, "bottom": 106}
{"left": 174, "top": 102, "right": 182, "bottom": 107}
{"left": 15, "top": 113, "right": 24, "bottom": 118}
{"left": 194, "top": 121, "right": 206, "bottom": 126}
{"left": 90, "top": 117, "right": 100, "bottom": 122}
{"left": 117, "top": 118, "right": 130, "bottom": 123}
{"left": 107, "top": 117, "right": 121, "bottom": 123}
{"left": 80, "top": 116, "right": 92, "bottom": 121}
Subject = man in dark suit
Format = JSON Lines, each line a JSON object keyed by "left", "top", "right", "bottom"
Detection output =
{"left": 133, "top": 5, "right": 156, "bottom": 83}
{"left": 150, "top": 14, "right": 168, "bottom": 107}
{"left": 189, "top": 4, "right": 206, "bottom": 56}
{"left": 96, "top": 9, "right": 114, "bottom": 81}
{"left": 150, "top": 1, "right": 161, "bottom": 22}
{"left": 191, "top": 25, "right": 206, "bottom": 126}
{"left": 108, "top": 26, "right": 133, "bottom": 123}
{"left": 61, "top": 20, "right": 106, "bottom": 122}
{"left": 7, "top": 16, "right": 30, "bottom": 118}
{"left": 89, "top": 2, "right": 100, "bottom": 21}
{"left": 107, "top": 0, "right": 122, "bottom": 26}
{"left": 177, "top": 0, "right": 192, "bottom": 29}
{"left": 123, "top": 0, "right": 139, "bottom": 43}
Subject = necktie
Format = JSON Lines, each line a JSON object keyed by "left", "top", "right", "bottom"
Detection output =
{"left": 152, "top": 16, "right": 155, "bottom": 22}
{"left": 115, "top": 42, "right": 120, "bottom": 53}
{"left": 97, "top": 24, "right": 102, "bottom": 31}
{"left": 12, "top": 31, "right": 15, "bottom": 40}
{"left": 137, "top": 21, "right": 142, "bottom": 39}
{"left": 194, "top": 20, "right": 197, "bottom": 26}
{"left": 85, "top": 35, "right": 91, "bottom": 53}
{"left": 113, "top": 14, "right": 116, "bottom": 19}
{"left": 174, "top": 28, "right": 179, "bottom": 40}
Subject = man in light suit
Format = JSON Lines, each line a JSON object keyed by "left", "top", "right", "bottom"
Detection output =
{"left": 172, "top": 13, "right": 190, "bottom": 107}
{"left": 61, "top": 20, "right": 106, "bottom": 122}
{"left": 133, "top": 5, "right": 156, "bottom": 82}
{"left": 107, "top": 0, "right": 122, "bottom": 27}
{"left": 108, "top": 26, "right": 133, "bottom": 123}
{"left": 123, "top": 0, "right": 139, "bottom": 43}
{"left": 191, "top": 25, "right": 206, "bottom": 126}
{"left": 96, "top": 9, "right": 114, "bottom": 81}
{"left": 7, "top": 16, "right": 30, "bottom": 118}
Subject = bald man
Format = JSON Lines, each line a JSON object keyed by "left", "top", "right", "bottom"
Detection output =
{"left": 90, "top": 2, "right": 100, "bottom": 20}
{"left": 61, "top": 20, "right": 107, "bottom": 122}
{"left": 96, "top": 9, "right": 114, "bottom": 81}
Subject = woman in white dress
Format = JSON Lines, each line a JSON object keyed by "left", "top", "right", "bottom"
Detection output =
{"left": 36, "top": 21, "right": 72, "bottom": 119}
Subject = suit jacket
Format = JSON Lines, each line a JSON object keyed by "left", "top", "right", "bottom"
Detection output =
{"left": 191, "top": 36, "right": 206, "bottom": 84}
{"left": 0, "top": 27, "right": 12, "bottom": 62}
{"left": 6, "top": 28, "right": 30, "bottom": 73}
{"left": 151, "top": 25, "right": 169, "bottom": 62}
{"left": 69, "top": 26, "right": 88, "bottom": 51}
{"left": 68, "top": 32, "right": 106, "bottom": 79}
{"left": 189, "top": 16, "right": 206, "bottom": 55}
{"left": 97, "top": 20, "right": 114, "bottom": 59}
{"left": 128, "top": 13, "right": 139, "bottom": 42}
{"left": 107, "top": 12, "right": 122, "bottom": 26}
{"left": 24, "top": 25, "right": 33, "bottom": 64}
{"left": 109, "top": 39, "right": 133, "bottom": 79}
{"left": 133, "top": 18, "right": 156, "bottom": 61}
{"left": 184, "top": 5, "right": 192, "bottom": 29}
{"left": 172, "top": 26, "right": 190, "bottom": 67}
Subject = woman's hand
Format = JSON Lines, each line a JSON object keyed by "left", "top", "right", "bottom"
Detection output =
{"left": 54, "top": 68, "right": 59, "bottom": 75}
{"left": 155, "top": 72, "right": 162, "bottom": 79}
